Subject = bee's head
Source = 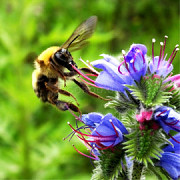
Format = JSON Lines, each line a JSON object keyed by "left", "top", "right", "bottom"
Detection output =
{"left": 53, "top": 48, "right": 77, "bottom": 71}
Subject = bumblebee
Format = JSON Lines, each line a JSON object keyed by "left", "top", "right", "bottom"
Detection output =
{"left": 32, "top": 16, "right": 103, "bottom": 113}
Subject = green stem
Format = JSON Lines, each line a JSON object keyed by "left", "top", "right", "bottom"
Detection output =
{"left": 131, "top": 161, "right": 144, "bottom": 180}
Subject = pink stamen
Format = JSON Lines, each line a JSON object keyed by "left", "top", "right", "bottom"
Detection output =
{"left": 137, "top": 49, "right": 146, "bottom": 64}
{"left": 72, "top": 145, "right": 98, "bottom": 160}
{"left": 122, "top": 52, "right": 130, "bottom": 73}
{"left": 167, "top": 45, "right": 179, "bottom": 65}
{"left": 68, "top": 123, "right": 116, "bottom": 140}
{"left": 79, "top": 58, "right": 99, "bottom": 75}
{"left": 152, "top": 38, "right": 156, "bottom": 63}
{"left": 118, "top": 61, "right": 129, "bottom": 75}
{"left": 76, "top": 134, "right": 92, "bottom": 148}
{"left": 85, "top": 74, "right": 98, "bottom": 77}
{"left": 77, "top": 134, "right": 115, "bottom": 143}
{"left": 78, "top": 77, "right": 103, "bottom": 88}
{"left": 157, "top": 110, "right": 168, "bottom": 117}
{"left": 71, "top": 64, "right": 95, "bottom": 84}
{"left": 168, "top": 49, "right": 179, "bottom": 67}
{"left": 158, "top": 42, "right": 163, "bottom": 69}
{"left": 168, "top": 133, "right": 180, "bottom": 144}
{"left": 67, "top": 109, "right": 83, "bottom": 123}
{"left": 161, "top": 36, "right": 168, "bottom": 60}
{"left": 109, "top": 120, "right": 119, "bottom": 137}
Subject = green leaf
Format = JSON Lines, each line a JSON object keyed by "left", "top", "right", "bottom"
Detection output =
{"left": 126, "top": 76, "right": 172, "bottom": 108}
{"left": 123, "top": 129, "right": 166, "bottom": 167}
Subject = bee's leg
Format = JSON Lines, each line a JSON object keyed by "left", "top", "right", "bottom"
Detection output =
{"left": 72, "top": 79, "right": 109, "bottom": 100}
{"left": 45, "top": 82, "right": 79, "bottom": 105}
{"left": 56, "top": 100, "right": 81, "bottom": 114}
{"left": 50, "top": 61, "right": 67, "bottom": 87}
{"left": 46, "top": 90, "right": 80, "bottom": 113}
{"left": 63, "top": 71, "right": 78, "bottom": 78}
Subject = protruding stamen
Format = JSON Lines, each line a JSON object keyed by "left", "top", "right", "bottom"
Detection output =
{"left": 85, "top": 74, "right": 98, "bottom": 77}
{"left": 152, "top": 38, "right": 156, "bottom": 63}
{"left": 169, "top": 48, "right": 179, "bottom": 67}
{"left": 161, "top": 35, "right": 168, "bottom": 60}
{"left": 122, "top": 50, "right": 130, "bottom": 73}
{"left": 71, "top": 64, "right": 95, "bottom": 84}
{"left": 168, "top": 47, "right": 179, "bottom": 68}
{"left": 118, "top": 60, "right": 129, "bottom": 75}
{"left": 78, "top": 77, "right": 103, "bottom": 88}
{"left": 67, "top": 108, "right": 83, "bottom": 123}
{"left": 69, "top": 123, "right": 116, "bottom": 141}
{"left": 157, "top": 110, "right": 168, "bottom": 117}
{"left": 72, "top": 145, "right": 98, "bottom": 160}
{"left": 167, "top": 45, "right": 179, "bottom": 65}
{"left": 109, "top": 120, "right": 119, "bottom": 137}
{"left": 158, "top": 42, "right": 164, "bottom": 68}
{"left": 79, "top": 58, "right": 99, "bottom": 75}
{"left": 168, "top": 133, "right": 180, "bottom": 144}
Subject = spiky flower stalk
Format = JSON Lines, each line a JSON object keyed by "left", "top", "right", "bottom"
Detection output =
{"left": 66, "top": 36, "right": 180, "bottom": 180}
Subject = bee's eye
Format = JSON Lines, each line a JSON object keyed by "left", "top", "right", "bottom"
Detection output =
{"left": 54, "top": 52, "right": 61, "bottom": 60}
{"left": 54, "top": 51, "right": 66, "bottom": 61}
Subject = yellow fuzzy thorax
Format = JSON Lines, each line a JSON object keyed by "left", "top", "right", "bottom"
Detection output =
{"left": 38, "top": 46, "right": 60, "bottom": 65}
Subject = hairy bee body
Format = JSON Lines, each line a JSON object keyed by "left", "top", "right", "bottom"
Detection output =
{"left": 32, "top": 70, "right": 58, "bottom": 102}
{"left": 32, "top": 16, "right": 99, "bottom": 112}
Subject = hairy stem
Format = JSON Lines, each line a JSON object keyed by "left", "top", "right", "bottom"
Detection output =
{"left": 131, "top": 161, "right": 144, "bottom": 180}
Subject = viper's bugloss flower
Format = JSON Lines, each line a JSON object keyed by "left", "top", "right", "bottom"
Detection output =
{"left": 153, "top": 106, "right": 180, "bottom": 133}
{"left": 81, "top": 112, "right": 103, "bottom": 130}
{"left": 149, "top": 36, "right": 179, "bottom": 78}
{"left": 90, "top": 54, "right": 134, "bottom": 92}
{"left": 157, "top": 135, "right": 180, "bottom": 180}
{"left": 158, "top": 152, "right": 180, "bottom": 180}
{"left": 121, "top": 44, "right": 148, "bottom": 81}
{"left": 90, "top": 44, "right": 148, "bottom": 92}
{"left": 69, "top": 113, "right": 128, "bottom": 154}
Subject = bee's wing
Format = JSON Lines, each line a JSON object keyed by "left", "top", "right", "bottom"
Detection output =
{"left": 61, "top": 16, "right": 97, "bottom": 52}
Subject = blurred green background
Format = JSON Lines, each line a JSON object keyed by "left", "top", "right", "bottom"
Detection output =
{"left": 0, "top": 0, "right": 179, "bottom": 179}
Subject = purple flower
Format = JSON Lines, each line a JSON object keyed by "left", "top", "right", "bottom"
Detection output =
{"left": 70, "top": 113, "right": 128, "bottom": 150}
{"left": 158, "top": 152, "right": 180, "bottom": 180}
{"left": 163, "top": 134, "right": 180, "bottom": 154}
{"left": 81, "top": 112, "right": 103, "bottom": 129}
{"left": 91, "top": 54, "right": 134, "bottom": 92}
{"left": 157, "top": 135, "right": 180, "bottom": 180}
{"left": 91, "top": 43, "right": 148, "bottom": 92}
{"left": 149, "top": 36, "right": 179, "bottom": 78}
{"left": 153, "top": 106, "right": 180, "bottom": 133}
{"left": 122, "top": 44, "right": 148, "bottom": 81}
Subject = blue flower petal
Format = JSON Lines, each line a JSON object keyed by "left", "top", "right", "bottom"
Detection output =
{"left": 163, "top": 134, "right": 180, "bottom": 154}
{"left": 126, "top": 44, "right": 147, "bottom": 62}
{"left": 159, "top": 152, "right": 180, "bottom": 180}
{"left": 149, "top": 56, "right": 173, "bottom": 77}
{"left": 81, "top": 113, "right": 103, "bottom": 127}
{"left": 154, "top": 106, "right": 180, "bottom": 133}
{"left": 92, "top": 59, "right": 134, "bottom": 92}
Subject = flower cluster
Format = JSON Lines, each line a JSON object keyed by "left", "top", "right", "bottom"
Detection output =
{"left": 68, "top": 113, "right": 128, "bottom": 160}
{"left": 67, "top": 36, "right": 180, "bottom": 180}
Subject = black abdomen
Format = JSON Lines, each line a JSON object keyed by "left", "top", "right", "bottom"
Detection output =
{"left": 35, "top": 75, "right": 58, "bottom": 102}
